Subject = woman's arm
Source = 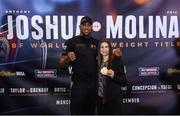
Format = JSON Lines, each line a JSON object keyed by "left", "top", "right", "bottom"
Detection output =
{"left": 111, "top": 56, "right": 127, "bottom": 85}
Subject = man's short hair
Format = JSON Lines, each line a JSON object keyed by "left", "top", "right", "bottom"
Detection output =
{"left": 80, "top": 16, "right": 92, "bottom": 25}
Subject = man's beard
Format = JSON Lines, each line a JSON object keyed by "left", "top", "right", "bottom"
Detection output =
{"left": 80, "top": 31, "right": 91, "bottom": 38}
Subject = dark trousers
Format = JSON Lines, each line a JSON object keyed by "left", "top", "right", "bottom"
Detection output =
{"left": 70, "top": 81, "right": 96, "bottom": 115}
{"left": 97, "top": 96, "right": 122, "bottom": 115}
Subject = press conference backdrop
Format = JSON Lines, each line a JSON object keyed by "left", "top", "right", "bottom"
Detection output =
{"left": 0, "top": 0, "right": 180, "bottom": 114}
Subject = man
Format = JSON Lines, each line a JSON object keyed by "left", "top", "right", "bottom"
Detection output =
{"left": 59, "top": 16, "right": 121, "bottom": 114}
{"left": 60, "top": 16, "right": 98, "bottom": 115}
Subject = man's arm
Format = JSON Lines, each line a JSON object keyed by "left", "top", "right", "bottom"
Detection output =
{"left": 59, "top": 55, "right": 70, "bottom": 68}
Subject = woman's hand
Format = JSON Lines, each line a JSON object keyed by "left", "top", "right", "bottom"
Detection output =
{"left": 107, "top": 69, "right": 114, "bottom": 78}
{"left": 113, "top": 48, "right": 122, "bottom": 57}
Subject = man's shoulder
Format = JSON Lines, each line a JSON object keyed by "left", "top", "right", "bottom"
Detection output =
{"left": 65, "top": 36, "right": 80, "bottom": 43}
{"left": 72, "top": 35, "right": 81, "bottom": 39}
{"left": 69, "top": 36, "right": 81, "bottom": 42}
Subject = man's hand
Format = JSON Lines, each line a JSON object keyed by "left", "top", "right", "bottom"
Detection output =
{"left": 59, "top": 52, "right": 76, "bottom": 68}
{"left": 113, "top": 48, "right": 122, "bottom": 57}
{"left": 67, "top": 52, "right": 76, "bottom": 61}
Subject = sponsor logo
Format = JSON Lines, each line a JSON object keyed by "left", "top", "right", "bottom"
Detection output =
{"left": 35, "top": 69, "right": 57, "bottom": 78}
{"left": 0, "top": 71, "right": 16, "bottom": 76}
{"left": 138, "top": 67, "right": 159, "bottom": 76}
{"left": 0, "top": 71, "right": 25, "bottom": 77}
{"left": 167, "top": 68, "right": 180, "bottom": 74}
{"left": 16, "top": 71, "right": 26, "bottom": 76}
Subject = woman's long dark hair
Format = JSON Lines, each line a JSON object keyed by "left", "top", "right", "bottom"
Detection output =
{"left": 97, "top": 38, "right": 113, "bottom": 69}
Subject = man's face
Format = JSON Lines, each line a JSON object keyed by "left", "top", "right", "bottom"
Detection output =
{"left": 79, "top": 22, "right": 92, "bottom": 37}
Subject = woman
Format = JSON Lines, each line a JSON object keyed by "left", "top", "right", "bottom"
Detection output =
{"left": 97, "top": 38, "right": 127, "bottom": 114}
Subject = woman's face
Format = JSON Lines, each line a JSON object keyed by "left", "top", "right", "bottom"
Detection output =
{"left": 100, "top": 42, "right": 110, "bottom": 57}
